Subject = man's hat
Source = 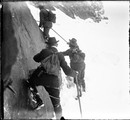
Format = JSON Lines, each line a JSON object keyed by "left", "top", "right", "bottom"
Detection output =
{"left": 45, "top": 37, "right": 59, "bottom": 45}
{"left": 38, "top": 5, "right": 45, "bottom": 10}
{"left": 68, "top": 38, "right": 78, "bottom": 47}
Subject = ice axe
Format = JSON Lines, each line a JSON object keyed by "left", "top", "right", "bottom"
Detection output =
{"left": 75, "top": 72, "right": 82, "bottom": 119}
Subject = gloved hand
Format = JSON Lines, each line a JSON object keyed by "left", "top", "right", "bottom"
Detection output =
{"left": 66, "top": 76, "right": 74, "bottom": 81}
{"left": 66, "top": 76, "right": 75, "bottom": 88}
{"left": 72, "top": 49, "right": 77, "bottom": 53}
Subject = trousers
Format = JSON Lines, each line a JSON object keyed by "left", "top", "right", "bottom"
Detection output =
{"left": 28, "top": 68, "right": 62, "bottom": 119}
{"left": 73, "top": 63, "right": 86, "bottom": 91}
{"left": 44, "top": 86, "right": 62, "bottom": 119}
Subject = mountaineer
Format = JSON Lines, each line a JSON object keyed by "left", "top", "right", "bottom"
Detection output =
{"left": 61, "top": 38, "right": 86, "bottom": 98}
{"left": 28, "top": 37, "right": 77, "bottom": 119}
{"left": 38, "top": 5, "right": 56, "bottom": 40}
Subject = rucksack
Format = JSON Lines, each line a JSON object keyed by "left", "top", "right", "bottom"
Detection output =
{"left": 48, "top": 11, "right": 56, "bottom": 23}
{"left": 41, "top": 53, "right": 60, "bottom": 76}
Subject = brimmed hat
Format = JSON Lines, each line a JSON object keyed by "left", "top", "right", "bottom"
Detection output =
{"left": 45, "top": 37, "right": 59, "bottom": 45}
{"left": 68, "top": 38, "right": 78, "bottom": 47}
{"left": 38, "top": 5, "right": 44, "bottom": 9}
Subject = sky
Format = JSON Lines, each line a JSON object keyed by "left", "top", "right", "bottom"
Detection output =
{"left": 27, "top": 1, "right": 130, "bottom": 119}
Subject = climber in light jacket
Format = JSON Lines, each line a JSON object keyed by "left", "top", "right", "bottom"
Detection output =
{"left": 61, "top": 38, "right": 86, "bottom": 98}
{"left": 29, "top": 37, "right": 76, "bottom": 119}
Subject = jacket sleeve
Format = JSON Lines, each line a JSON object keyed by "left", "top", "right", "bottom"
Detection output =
{"left": 61, "top": 49, "right": 70, "bottom": 56}
{"left": 33, "top": 50, "right": 44, "bottom": 63}
{"left": 58, "top": 53, "right": 76, "bottom": 77}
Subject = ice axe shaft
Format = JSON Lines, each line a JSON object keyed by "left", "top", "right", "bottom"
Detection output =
{"left": 75, "top": 73, "right": 82, "bottom": 118}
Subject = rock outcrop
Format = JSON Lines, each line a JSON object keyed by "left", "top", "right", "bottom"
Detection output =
{"left": 2, "top": 2, "right": 54, "bottom": 119}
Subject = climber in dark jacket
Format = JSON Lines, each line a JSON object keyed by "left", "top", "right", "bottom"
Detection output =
{"left": 38, "top": 5, "right": 56, "bottom": 39}
{"left": 61, "top": 38, "right": 86, "bottom": 98}
{"left": 29, "top": 37, "right": 76, "bottom": 119}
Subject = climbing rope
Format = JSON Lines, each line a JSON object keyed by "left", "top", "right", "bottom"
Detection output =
{"left": 36, "top": 20, "right": 69, "bottom": 44}
{"left": 51, "top": 28, "right": 68, "bottom": 44}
